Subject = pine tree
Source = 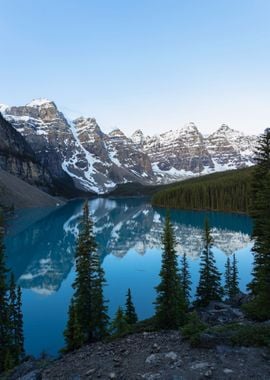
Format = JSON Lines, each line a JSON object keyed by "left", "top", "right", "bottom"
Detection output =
{"left": 0, "top": 214, "right": 24, "bottom": 373}
{"left": 180, "top": 253, "right": 192, "bottom": 309}
{"left": 195, "top": 219, "right": 223, "bottom": 307}
{"left": 230, "top": 254, "right": 240, "bottom": 298}
{"left": 110, "top": 307, "right": 129, "bottom": 336}
{"left": 0, "top": 214, "right": 10, "bottom": 373}
{"left": 224, "top": 257, "right": 231, "bottom": 299}
{"left": 224, "top": 255, "right": 240, "bottom": 300}
{"left": 63, "top": 298, "right": 83, "bottom": 352}
{"left": 15, "top": 286, "right": 24, "bottom": 361}
{"left": 91, "top": 265, "right": 109, "bottom": 340}
{"left": 72, "top": 202, "right": 94, "bottom": 343}
{"left": 154, "top": 212, "right": 186, "bottom": 329}
{"left": 125, "top": 288, "right": 138, "bottom": 325}
{"left": 64, "top": 201, "right": 108, "bottom": 351}
{"left": 8, "top": 273, "right": 18, "bottom": 367}
{"left": 246, "top": 128, "right": 270, "bottom": 320}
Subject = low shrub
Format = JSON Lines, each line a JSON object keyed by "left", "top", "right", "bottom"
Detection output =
{"left": 181, "top": 311, "right": 207, "bottom": 346}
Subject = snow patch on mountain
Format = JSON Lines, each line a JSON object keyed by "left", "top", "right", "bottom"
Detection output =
{"left": 61, "top": 120, "right": 115, "bottom": 193}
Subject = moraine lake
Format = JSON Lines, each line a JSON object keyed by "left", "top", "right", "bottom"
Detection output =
{"left": 5, "top": 197, "right": 254, "bottom": 357}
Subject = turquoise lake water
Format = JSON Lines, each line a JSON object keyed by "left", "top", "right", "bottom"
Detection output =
{"left": 5, "top": 197, "right": 254, "bottom": 357}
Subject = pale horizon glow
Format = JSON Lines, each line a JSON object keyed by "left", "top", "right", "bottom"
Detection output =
{"left": 1, "top": 0, "right": 270, "bottom": 136}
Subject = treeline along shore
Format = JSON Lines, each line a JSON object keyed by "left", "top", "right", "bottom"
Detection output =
{"left": 152, "top": 167, "right": 253, "bottom": 214}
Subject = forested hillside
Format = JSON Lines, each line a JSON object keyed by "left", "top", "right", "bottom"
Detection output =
{"left": 152, "top": 167, "right": 254, "bottom": 213}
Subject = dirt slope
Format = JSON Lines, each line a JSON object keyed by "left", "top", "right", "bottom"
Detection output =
{"left": 0, "top": 169, "right": 64, "bottom": 209}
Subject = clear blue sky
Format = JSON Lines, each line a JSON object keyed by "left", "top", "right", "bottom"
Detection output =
{"left": 1, "top": 0, "right": 270, "bottom": 135}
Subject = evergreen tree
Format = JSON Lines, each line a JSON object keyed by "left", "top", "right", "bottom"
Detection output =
{"left": 110, "top": 307, "right": 129, "bottom": 336}
{"left": 91, "top": 264, "right": 109, "bottom": 340}
{"left": 230, "top": 254, "right": 240, "bottom": 298}
{"left": 224, "top": 255, "right": 240, "bottom": 300}
{"left": 0, "top": 215, "right": 10, "bottom": 373}
{"left": 72, "top": 202, "right": 94, "bottom": 342}
{"left": 195, "top": 219, "right": 223, "bottom": 307}
{"left": 180, "top": 253, "right": 192, "bottom": 308}
{"left": 0, "top": 214, "right": 24, "bottom": 373}
{"left": 125, "top": 288, "right": 138, "bottom": 325}
{"left": 15, "top": 286, "right": 24, "bottom": 360}
{"left": 8, "top": 273, "right": 18, "bottom": 367}
{"left": 246, "top": 128, "right": 270, "bottom": 320}
{"left": 224, "top": 257, "right": 231, "bottom": 298}
{"left": 64, "top": 201, "right": 108, "bottom": 351}
{"left": 63, "top": 298, "right": 83, "bottom": 352}
{"left": 154, "top": 212, "right": 186, "bottom": 329}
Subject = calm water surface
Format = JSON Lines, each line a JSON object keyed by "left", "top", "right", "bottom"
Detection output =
{"left": 5, "top": 198, "right": 253, "bottom": 357}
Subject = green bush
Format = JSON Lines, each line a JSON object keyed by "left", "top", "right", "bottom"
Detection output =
{"left": 181, "top": 311, "right": 207, "bottom": 346}
{"left": 230, "top": 324, "right": 270, "bottom": 347}
{"left": 243, "top": 298, "right": 270, "bottom": 322}
{"left": 206, "top": 323, "right": 270, "bottom": 347}
{"left": 130, "top": 317, "right": 156, "bottom": 333}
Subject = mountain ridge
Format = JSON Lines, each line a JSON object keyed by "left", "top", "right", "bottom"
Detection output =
{"left": 0, "top": 99, "right": 258, "bottom": 195}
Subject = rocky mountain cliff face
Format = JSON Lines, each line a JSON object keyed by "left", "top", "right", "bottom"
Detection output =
{"left": 133, "top": 123, "right": 213, "bottom": 182}
{"left": 0, "top": 99, "right": 258, "bottom": 194}
{"left": 0, "top": 112, "right": 53, "bottom": 191}
{"left": 205, "top": 124, "right": 256, "bottom": 171}
{"left": 131, "top": 122, "right": 257, "bottom": 182}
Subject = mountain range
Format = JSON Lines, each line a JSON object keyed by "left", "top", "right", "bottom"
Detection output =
{"left": 0, "top": 98, "right": 258, "bottom": 197}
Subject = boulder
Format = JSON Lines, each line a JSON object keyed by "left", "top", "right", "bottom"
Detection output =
{"left": 199, "top": 301, "right": 245, "bottom": 325}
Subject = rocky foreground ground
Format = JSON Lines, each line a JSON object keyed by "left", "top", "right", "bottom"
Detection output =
{"left": 7, "top": 330, "right": 270, "bottom": 380}
{"left": 6, "top": 300, "right": 270, "bottom": 380}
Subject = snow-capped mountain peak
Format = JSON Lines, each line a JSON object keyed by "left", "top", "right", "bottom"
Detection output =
{"left": 108, "top": 128, "right": 127, "bottom": 139}
{"left": 213, "top": 124, "right": 241, "bottom": 137}
{"left": 130, "top": 129, "right": 145, "bottom": 145}
{"left": 181, "top": 122, "right": 199, "bottom": 132}
{"left": 26, "top": 98, "right": 54, "bottom": 108}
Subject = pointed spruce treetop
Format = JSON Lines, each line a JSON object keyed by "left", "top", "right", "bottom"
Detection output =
{"left": 125, "top": 288, "right": 138, "bottom": 325}
{"left": 110, "top": 306, "right": 129, "bottom": 336}
{"left": 195, "top": 218, "right": 223, "bottom": 307}
{"left": 154, "top": 211, "right": 186, "bottom": 329}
